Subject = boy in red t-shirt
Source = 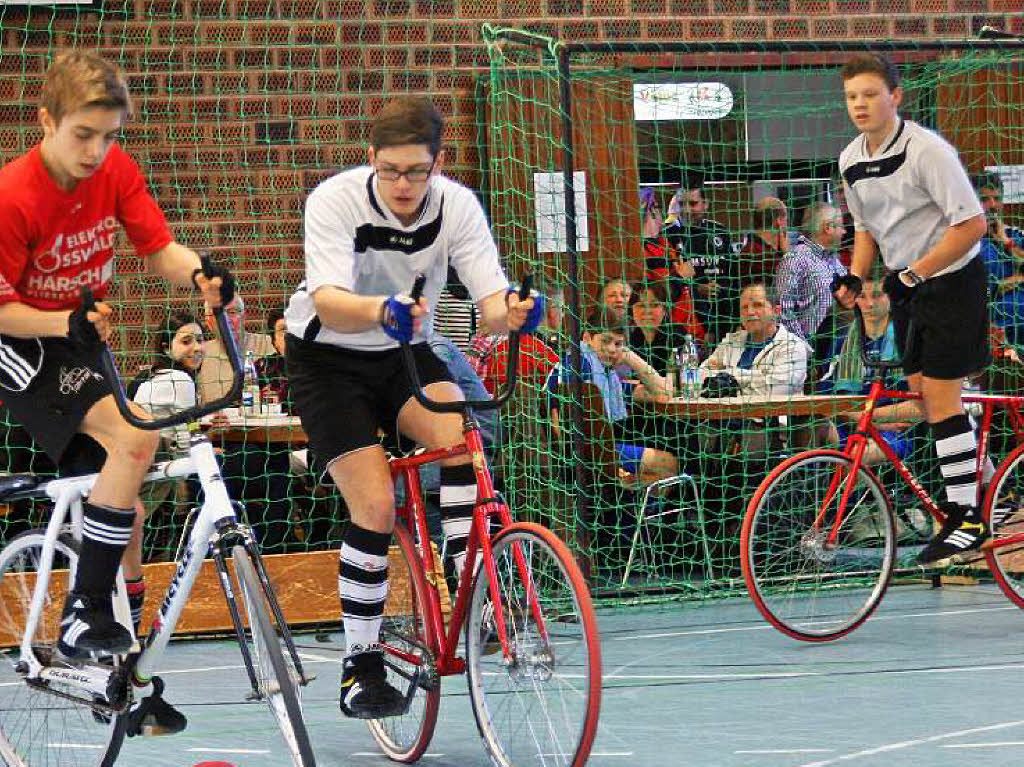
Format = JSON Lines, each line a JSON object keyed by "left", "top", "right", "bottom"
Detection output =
{"left": 0, "top": 50, "right": 233, "bottom": 679}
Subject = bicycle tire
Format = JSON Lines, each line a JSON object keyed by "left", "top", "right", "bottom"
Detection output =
{"left": 232, "top": 545, "right": 316, "bottom": 767}
{"left": 983, "top": 443, "right": 1024, "bottom": 608}
{"left": 465, "top": 522, "right": 601, "bottom": 767}
{"left": 0, "top": 529, "right": 126, "bottom": 767}
{"left": 742, "top": 450, "right": 896, "bottom": 641}
{"left": 367, "top": 523, "right": 441, "bottom": 762}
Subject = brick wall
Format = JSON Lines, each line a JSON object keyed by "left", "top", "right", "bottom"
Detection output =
{"left": 0, "top": 0, "right": 1021, "bottom": 361}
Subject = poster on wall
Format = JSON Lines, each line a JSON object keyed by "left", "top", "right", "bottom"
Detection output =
{"left": 533, "top": 171, "right": 589, "bottom": 254}
{"left": 984, "top": 165, "right": 1024, "bottom": 204}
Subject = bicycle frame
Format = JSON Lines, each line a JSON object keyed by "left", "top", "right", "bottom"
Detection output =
{"left": 387, "top": 410, "right": 549, "bottom": 676}
{"left": 17, "top": 430, "right": 308, "bottom": 703}
{"left": 820, "top": 379, "right": 1024, "bottom": 548}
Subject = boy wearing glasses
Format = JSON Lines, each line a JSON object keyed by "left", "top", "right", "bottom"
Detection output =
{"left": 283, "top": 97, "right": 540, "bottom": 719}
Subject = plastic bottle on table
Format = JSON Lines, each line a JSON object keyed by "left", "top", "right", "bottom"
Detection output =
{"left": 679, "top": 334, "right": 700, "bottom": 398}
{"left": 242, "top": 350, "right": 261, "bottom": 415}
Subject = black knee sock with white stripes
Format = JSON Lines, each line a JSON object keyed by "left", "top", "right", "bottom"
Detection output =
{"left": 338, "top": 523, "right": 390, "bottom": 658}
{"left": 967, "top": 412, "right": 997, "bottom": 487}
{"left": 440, "top": 464, "right": 477, "bottom": 579}
{"left": 932, "top": 414, "right": 980, "bottom": 513}
{"left": 73, "top": 502, "right": 136, "bottom": 596}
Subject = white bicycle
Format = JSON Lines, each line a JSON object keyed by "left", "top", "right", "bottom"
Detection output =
{"left": 0, "top": 285, "right": 316, "bottom": 767}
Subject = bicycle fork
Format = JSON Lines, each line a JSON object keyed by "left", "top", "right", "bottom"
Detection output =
{"left": 208, "top": 520, "right": 313, "bottom": 701}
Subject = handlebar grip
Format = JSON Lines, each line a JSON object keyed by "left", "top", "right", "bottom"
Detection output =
{"left": 410, "top": 274, "right": 427, "bottom": 303}
{"left": 518, "top": 274, "right": 532, "bottom": 300}
{"left": 80, "top": 286, "right": 96, "bottom": 312}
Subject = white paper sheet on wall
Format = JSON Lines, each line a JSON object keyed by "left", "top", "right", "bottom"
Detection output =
{"left": 534, "top": 171, "right": 589, "bottom": 253}
{"left": 984, "top": 165, "right": 1024, "bottom": 204}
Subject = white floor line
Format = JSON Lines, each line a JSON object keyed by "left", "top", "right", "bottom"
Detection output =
{"left": 736, "top": 749, "right": 834, "bottom": 754}
{"left": 296, "top": 651, "right": 342, "bottom": 664}
{"left": 187, "top": 747, "right": 271, "bottom": 754}
{"left": 47, "top": 743, "right": 102, "bottom": 749}
{"left": 795, "top": 719, "right": 1024, "bottom": 767}
{"left": 615, "top": 604, "right": 1017, "bottom": 642}
{"left": 941, "top": 741, "right": 1024, "bottom": 748}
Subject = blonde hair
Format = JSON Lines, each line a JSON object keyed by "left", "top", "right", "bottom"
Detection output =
{"left": 41, "top": 49, "right": 131, "bottom": 124}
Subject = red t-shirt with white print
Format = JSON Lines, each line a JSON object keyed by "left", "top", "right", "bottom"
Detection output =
{"left": 0, "top": 143, "right": 172, "bottom": 310}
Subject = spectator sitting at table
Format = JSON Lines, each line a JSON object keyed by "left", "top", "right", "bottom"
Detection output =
{"left": 125, "top": 310, "right": 204, "bottom": 634}
{"left": 973, "top": 171, "right": 1024, "bottom": 346}
{"left": 775, "top": 203, "right": 848, "bottom": 341}
{"left": 256, "top": 306, "right": 289, "bottom": 412}
{"left": 628, "top": 281, "right": 682, "bottom": 377}
{"left": 699, "top": 281, "right": 810, "bottom": 399}
{"left": 546, "top": 306, "right": 677, "bottom": 482}
{"left": 199, "top": 296, "right": 292, "bottom": 554}
{"left": 814, "top": 274, "right": 912, "bottom": 464}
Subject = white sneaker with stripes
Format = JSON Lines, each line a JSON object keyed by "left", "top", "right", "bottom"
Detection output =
{"left": 917, "top": 503, "right": 989, "bottom": 565}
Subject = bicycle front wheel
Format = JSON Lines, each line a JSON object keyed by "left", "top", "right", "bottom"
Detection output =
{"left": 232, "top": 545, "right": 315, "bottom": 767}
{"left": 465, "top": 522, "right": 601, "bottom": 767}
{"left": 0, "top": 529, "right": 125, "bottom": 767}
{"left": 742, "top": 451, "right": 896, "bottom": 641}
{"left": 368, "top": 523, "right": 440, "bottom": 763}
{"left": 984, "top": 444, "right": 1024, "bottom": 608}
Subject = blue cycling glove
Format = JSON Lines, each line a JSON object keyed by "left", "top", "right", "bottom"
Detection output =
{"left": 380, "top": 293, "right": 417, "bottom": 343}
{"left": 506, "top": 287, "right": 545, "bottom": 335}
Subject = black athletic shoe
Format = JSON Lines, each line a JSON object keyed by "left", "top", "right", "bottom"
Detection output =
{"left": 57, "top": 591, "right": 132, "bottom": 660}
{"left": 339, "top": 649, "right": 407, "bottom": 719}
{"left": 917, "top": 503, "right": 989, "bottom": 565}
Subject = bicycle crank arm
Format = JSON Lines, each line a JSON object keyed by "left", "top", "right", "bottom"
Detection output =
{"left": 25, "top": 674, "right": 129, "bottom": 716}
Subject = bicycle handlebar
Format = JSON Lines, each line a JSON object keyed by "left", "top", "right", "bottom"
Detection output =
{"left": 854, "top": 303, "right": 912, "bottom": 373}
{"left": 83, "top": 255, "right": 244, "bottom": 431}
{"left": 401, "top": 274, "right": 533, "bottom": 414}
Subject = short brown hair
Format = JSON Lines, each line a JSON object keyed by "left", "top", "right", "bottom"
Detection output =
{"left": 370, "top": 97, "right": 443, "bottom": 156}
{"left": 41, "top": 49, "right": 131, "bottom": 124}
{"left": 583, "top": 306, "right": 626, "bottom": 336}
{"left": 753, "top": 197, "right": 787, "bottom": 230}
{"left": 840, "top": 52, "right": 900, "bottom": 92}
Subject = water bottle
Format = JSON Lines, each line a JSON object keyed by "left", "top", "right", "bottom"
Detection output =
{"left": 666, "top": 347, "right": 679, "bottom": 398}
{"left": 242, "top": 350, "right": 261, "bottom": 415}
{"left": 679, "top": 334, "right": 700, "bottom": 398}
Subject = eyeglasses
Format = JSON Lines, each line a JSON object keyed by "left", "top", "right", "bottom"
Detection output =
{"left": 377, "top": 162, "right": 435, "bottom": 183}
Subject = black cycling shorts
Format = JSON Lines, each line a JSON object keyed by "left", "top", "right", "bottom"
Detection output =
{"left": 890, "top": 256, "right": 990, "bottom": 380}
{"left": 0, "top": 334, "right": 110, "bottom": 472}
{"left": 285, "top": 334, "right": 453, "bottom": 469}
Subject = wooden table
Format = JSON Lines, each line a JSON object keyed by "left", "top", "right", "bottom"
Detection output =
{"left": 201, "top": 412, "right": 308, "bottom": 445}
{"left": 638, "top": 392, "right": 868, "bottom": 421}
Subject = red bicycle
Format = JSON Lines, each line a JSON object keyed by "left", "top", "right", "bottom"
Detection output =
{"left": 741, "top": 311, "right": 1024, "bottom": 641}
{"left": 365, "top": 281, "right": 602, "bottom": 766}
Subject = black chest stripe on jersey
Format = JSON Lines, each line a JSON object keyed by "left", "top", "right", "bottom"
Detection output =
{"left": 843, "top": 143, "right": 910, "bottom": 187}
{"left": 353, "top": 200, "right": 444, "bottom": 255}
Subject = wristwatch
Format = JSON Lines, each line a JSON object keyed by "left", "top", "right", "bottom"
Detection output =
{"left": 900, "top": 267, "right": 925, "bottom": 286}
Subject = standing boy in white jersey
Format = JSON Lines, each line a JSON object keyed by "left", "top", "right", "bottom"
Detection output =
{"left": 283, "top": 97, "right": 540, "bottom": 718}
{"left": 832, "top": 53, "right": 990, "bottom": 564}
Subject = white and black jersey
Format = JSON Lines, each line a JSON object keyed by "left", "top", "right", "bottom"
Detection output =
{"left": 285, "top": 166, "right": 508, "bottom": 351}
{"left": 840, "top": 118, "right": 982, "bottom": 275}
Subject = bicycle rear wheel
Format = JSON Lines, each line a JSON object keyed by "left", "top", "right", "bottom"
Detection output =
{"left": 0, "top": 529, "right": 125, "bottom": 767}
{"left": 232, "top": 545, "right": 315, "bottom": 767}
{"left": 984, "top": 444, "right": 1024, "bottom": 607}
{"left": 742, "top": 451, "right": 896, "bottom": 641}
{"left": 368, "top": 523, "right": 441, "bottom": 762}
{"left": 465, "top": 522, "right": 601, "bottom": 767}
